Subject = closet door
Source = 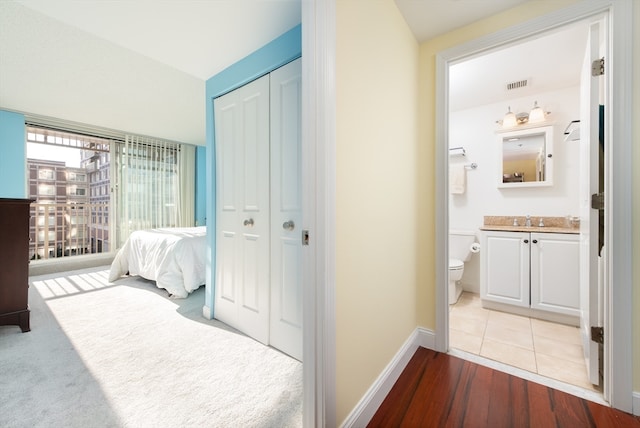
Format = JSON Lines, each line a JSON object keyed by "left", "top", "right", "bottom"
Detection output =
{"left": 214, "top": 75, "right": 270, "bottom": 344}
{"left": 270, "top": 58, "right": 303, "bottom": 361}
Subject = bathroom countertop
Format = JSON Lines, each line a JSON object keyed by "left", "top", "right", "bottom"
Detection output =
{"left": 479, "top": 225, "right": 579, "bottom": 234}
{"left": 481, "top": 215, "right": 580, "bottom": 234}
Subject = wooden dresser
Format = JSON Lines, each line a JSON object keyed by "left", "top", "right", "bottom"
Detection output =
{"left": 0, "top": 198, "right": 34, "bottom": 332}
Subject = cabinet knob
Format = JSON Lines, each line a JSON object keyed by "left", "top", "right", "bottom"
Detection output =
{"left": 524, "top": 239, "right": 529, "bottom": 244}
{"left": 532, "top": 239, "right": 538, "bottom": 244}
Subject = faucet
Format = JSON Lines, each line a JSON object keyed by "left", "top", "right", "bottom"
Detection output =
{"left": 525, "top": 215, "right": 532, "bottom": 227}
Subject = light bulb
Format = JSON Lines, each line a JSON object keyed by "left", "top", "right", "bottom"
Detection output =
{"left": 529, "top": 101, "right": 545, "bottom": 123}
{"left": 502, "top": 106, "right": 517, "bottom": 128}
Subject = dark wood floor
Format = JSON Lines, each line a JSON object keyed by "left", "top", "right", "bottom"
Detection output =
{"left": 368, "top": 347, "right": 640, "bottom": 427}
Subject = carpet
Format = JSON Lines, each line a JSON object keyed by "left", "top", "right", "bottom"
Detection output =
{"left": 0, "top": 266, "right": 302, "bottom": 428}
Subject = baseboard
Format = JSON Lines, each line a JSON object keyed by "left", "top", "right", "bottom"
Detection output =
{"left": 202, "top": 305, "right": 212, "bottom": 320}
{"left": 340, "top": 327, "right": 435, "bottom": 428}
{"left": 633, "top": 391, "right": 640, "bottom": 416}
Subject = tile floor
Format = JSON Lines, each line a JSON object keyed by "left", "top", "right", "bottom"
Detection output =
{"left": 449, "top": 292, "right": 599, "bottom": 392}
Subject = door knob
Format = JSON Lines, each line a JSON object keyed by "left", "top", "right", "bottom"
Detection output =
{"left": 282, "top": 220, "right": 295, "bottom": 231}
{"left": 243, "top": 218, "right": 254, "bottom": 227}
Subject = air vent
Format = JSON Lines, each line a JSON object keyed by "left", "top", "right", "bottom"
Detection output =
{"left": 506, "top": 79, "right": 528, "bottom": 91}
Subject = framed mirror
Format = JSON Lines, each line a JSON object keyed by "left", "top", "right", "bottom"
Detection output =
{"left": 497, "top": 125, "right": 553, "bottom": 188}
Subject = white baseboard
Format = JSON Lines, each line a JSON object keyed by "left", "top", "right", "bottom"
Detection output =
{"left": 633, "top": 391, "right": 640, "bottom": 416}
{"left": 340, "top": 327, "right": 435, "bottom": 428}
{"left": 202, "top": 305, "right": 212, "bottom": 320}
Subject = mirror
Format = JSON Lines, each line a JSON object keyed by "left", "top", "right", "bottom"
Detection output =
{"left": 498, "top": 125, "right": 553, "bottom": 188}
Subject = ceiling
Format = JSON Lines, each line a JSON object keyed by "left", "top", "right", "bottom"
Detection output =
{"left": 394, "top": 0, "right": 529, "bottom": 42}
{"left": 448, "top": 20, "right": 589, "bottom": 111}
{"left": 14, "top": 0, "right": 303, "bottom": 81}
{"left": 14, "top": 0, "right": 538, "bottom": 82}
{"left": 393, "top": 0, "right": 589, "bottom": 112}
{"left": 14, "top": 1, "right": 586, "bottom": 107}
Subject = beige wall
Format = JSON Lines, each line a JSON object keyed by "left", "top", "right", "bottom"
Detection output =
{"left": 335, "top": 0, "right": 420, "bottom": 423}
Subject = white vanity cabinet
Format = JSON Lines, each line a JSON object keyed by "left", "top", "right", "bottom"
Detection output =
{"left": 481, "top": 230, "right": 580, "bottom": 319}
{"left": 530, "top": 232, "right": 580, "bottom": 317}
{"left": 481, "top": 231, "right": 531, "bottom": 308}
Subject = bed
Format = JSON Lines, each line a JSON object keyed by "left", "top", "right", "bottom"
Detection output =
{"left": 108, "top": 226, "right": 207, "bottom": 298}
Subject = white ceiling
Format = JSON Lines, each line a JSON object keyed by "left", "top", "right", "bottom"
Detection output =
{"left": 394, "top": 0, "right": 529, "bottom": 42}
{"left": 3, "top": 0, "right": 588, "bottom": 144}
{"left": 448, "top": 20, "right": 589, "bottom": 111}
{"left": 16, "top": 0, "right": 587, "bottom": 106}
{"left": 14, "top": 0, "right": 302, "bottom": 81}
{"left": 394, "top": 0, "right": 589, "bottom": 112}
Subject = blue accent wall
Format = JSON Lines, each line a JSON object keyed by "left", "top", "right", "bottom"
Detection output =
{"left": 203, "top": 24, "right": 302, "bottom": 314}
{"left": 195, "top": 145, "right": 206, "bottom": 226}
{"left": 0, "top": 110, "right": 26, "bottom": 198}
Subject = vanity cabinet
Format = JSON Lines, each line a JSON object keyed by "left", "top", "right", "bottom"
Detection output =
{"left": 481, "top": 231, "right": 530, "bottom": 308}
{"left": 530, "top": 233, "right": 580, "bottom": 316}
{"left": 480, "top": 230, "right": 580, "bottom": 318}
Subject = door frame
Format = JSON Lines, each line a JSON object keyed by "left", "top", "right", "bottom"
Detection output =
{"left": 434, "top": 0, "right": 633, "bottom": 413}
{"left": 301, "top": 1, "right": 336, "bottom": 426}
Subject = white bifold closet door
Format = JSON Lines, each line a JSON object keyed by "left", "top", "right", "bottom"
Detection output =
{"left": 213, "top": 58, "right": 302, "bottom": 361}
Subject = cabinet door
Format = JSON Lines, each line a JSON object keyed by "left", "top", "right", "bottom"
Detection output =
{"left": 481, "top": 231, "right": 530, "bottom": 307}
{"left": 530, "top": 233, "right": 580, "bottom": 316}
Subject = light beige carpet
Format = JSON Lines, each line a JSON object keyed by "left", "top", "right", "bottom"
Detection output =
{"left": 0, "top": 266, "right": 302, "bottom": 428}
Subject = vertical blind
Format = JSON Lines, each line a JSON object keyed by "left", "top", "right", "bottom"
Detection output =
{"left": 116, "top": 135, "right": 195, "bottom": 245}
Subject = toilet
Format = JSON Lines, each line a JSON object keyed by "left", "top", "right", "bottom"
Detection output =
{"left": 449, "top": 230, "right": 478, "bottom": 304}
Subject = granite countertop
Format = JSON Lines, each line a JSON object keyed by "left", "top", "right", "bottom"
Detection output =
{"left": 481, "top": 216, "right": 580, "bottom": 234}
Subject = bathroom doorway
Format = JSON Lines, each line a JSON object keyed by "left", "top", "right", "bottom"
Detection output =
{"left": 442, "top": 12, "right": 611, "bottom": 405}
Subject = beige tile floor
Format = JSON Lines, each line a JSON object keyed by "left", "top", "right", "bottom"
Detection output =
{"left": 450, "top": 292, "right": 599, "bottom": 392}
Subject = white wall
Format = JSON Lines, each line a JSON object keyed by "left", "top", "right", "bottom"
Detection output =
{"left": 449, "top": 86, "right": 581, "bottom": 292}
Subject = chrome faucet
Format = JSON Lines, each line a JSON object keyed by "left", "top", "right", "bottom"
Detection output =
{"left": 525, "top": 215, "right": 532, "bottom": 227}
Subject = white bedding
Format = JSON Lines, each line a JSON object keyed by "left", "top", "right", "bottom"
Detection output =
{"left": 108, "top": 226, "right": 206, "bottom": 298}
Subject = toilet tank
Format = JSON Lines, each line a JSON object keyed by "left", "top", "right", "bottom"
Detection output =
{"left": 449, "top": 230, "right": 477, "bottom": 262}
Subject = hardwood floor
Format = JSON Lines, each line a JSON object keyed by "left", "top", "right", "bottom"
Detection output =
{"left": 368, "top": 347, "right": 640, "bottom": 427}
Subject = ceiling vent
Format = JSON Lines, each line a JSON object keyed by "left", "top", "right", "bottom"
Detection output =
{"left": 506, "top": 79, "right": 529, "bottom": 91}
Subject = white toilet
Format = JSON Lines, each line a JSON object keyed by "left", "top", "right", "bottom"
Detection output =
{"left": 449, "top": 230, "right": 477, "bottom": 304}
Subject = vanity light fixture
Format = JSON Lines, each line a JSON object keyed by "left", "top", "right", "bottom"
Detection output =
{"left": 529, "top": 101, "right": 545, "bottom": 123}
{"left": 498, "top": 101, "right": 549, "bottom": 129}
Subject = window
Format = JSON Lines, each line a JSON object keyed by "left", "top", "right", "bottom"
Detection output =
{"left": 36, "top": 215, "right": 56, "bottom": 227}
{"left": 26, "top": 124, "right": 193, "bottom": 257}
{"left": 38, "top": 184, "right": 55, "bottom": 195}
{"left": 68, "top": 172, "right": 87, "bottom": 182}
{"left": 68, "top": 186, "right": 86, "bottom": 196}
{"left": 38, "top": 169, "right": 54, "bottom": 180}
{"left": 70, "top": 215, "right": 87, "bottom": 225}
{"left": 37, "top": 230, "right": 56, "bottom": 242}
